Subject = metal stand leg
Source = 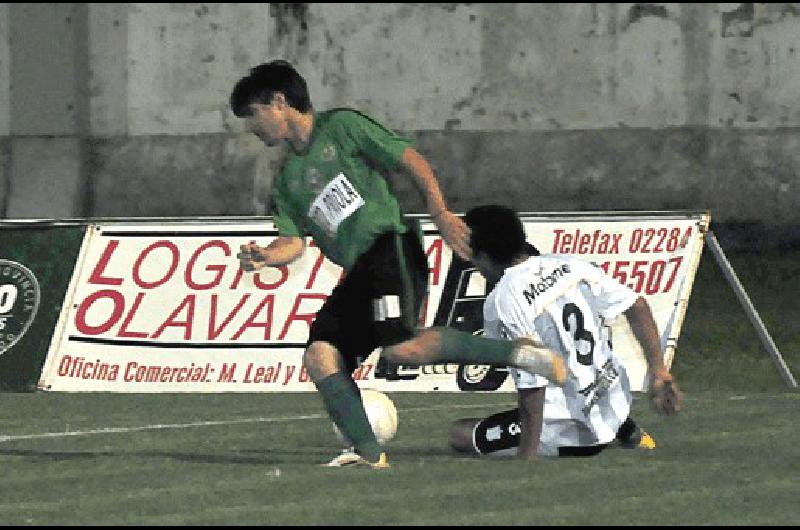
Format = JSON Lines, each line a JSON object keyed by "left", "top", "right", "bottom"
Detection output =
{"left": 705, "top": 231, "right": 797, "bottom": 388}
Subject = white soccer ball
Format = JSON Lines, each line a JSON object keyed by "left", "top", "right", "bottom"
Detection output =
{"left": 333, "top": 389, "right": 398, "bottom": 446}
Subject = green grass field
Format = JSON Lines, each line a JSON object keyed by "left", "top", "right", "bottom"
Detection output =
{"left": 0, "top": 392, "right": 797, "bottom": 525}
{"left": 0, "top": 247, "right": 798, "bottom": 525}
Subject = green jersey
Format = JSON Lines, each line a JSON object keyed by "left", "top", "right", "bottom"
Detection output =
{"left": 272, "top": 109, "right": 411, "bottom": 271}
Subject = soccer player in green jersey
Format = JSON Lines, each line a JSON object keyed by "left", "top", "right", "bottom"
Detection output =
{"left": 230, "top": 60, "right": 566, "bottom": 468}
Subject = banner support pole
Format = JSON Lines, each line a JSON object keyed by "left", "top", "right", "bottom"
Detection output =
{"left": 706, "top": 231, "right": 797, "bottom": 388}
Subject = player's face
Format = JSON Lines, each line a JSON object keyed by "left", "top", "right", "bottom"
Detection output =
{"left": 245, "top": 101, "right": 288, "bottom": 147}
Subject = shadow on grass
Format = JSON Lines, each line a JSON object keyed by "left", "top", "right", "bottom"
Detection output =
{"left": 0, "top": 447, "right": 332, "bottom": 465}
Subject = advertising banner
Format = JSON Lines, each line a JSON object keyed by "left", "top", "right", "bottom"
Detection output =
{"left": 37, "top": 212, "right": 709, "bottom": 393}
{"left": 0, "top": 225, "right": 87, "bottom": 391}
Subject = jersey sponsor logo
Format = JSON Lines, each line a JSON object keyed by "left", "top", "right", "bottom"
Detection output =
{"left": 307, "top": 173, "right": 365, "bottom": 236}
{"left": 522, "top": 264, "right": 571, "bottom": 305}
{"left": 0, "top": 260, "right": 41, "bottom": 356}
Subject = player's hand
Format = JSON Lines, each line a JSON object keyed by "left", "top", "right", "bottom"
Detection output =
{"left": 237, "top": 243, "right": 268, "bottom": 272}
{"left": 649, "top": 372, "right": 683, "bottom": 415}
{"left": 435, "top": 210, "right": 472, "bottom": 261}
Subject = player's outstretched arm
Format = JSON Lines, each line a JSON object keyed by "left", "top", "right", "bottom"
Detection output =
{"left": 624, "top": 296, "right": 684, "bottom": 415}
{"left": 238, "top": 236, "right": 305, "bottom": 272}
{"left": 399, "top": 147, "right": 471, "bottom": 261}
{"left": 517, "top": 387, "right": 546, "bottom": 460}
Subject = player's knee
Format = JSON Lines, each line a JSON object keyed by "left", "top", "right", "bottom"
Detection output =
{"left": 303, "top": 341, "right": 340, "bottom": 381}
{"left": 381, "top": 344, "right": 402, "bottom": 363}
{"left": 302, "top": 343, "right": 322, "bottom": 367}
{"left": 382, "top": 341, "right": 418, "bottom": 364}
{"left": 382, "top": 330, "right": 438, "bottom": 364}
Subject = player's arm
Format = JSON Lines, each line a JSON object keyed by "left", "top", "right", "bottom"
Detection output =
{"left": 239, "top": 180, "right": 306, "bottom": 272}
{"left": 624, "top": 296, "right": 683, "bottom": 415}
{"left": 517, "top": 386, "right": 546, "bottom": 460}
{"left": 399, "top": 147, "right": 471, "bottom": 261}
{"left": 238, "top": 236, "right": 305, "bottom": 271}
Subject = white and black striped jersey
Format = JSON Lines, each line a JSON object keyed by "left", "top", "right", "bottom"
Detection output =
{"left": 483, "top": 254, "right": 639, "bottom": 454}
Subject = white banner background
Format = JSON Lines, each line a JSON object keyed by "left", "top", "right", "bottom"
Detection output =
{"left": 39, "top": 213, "right": 708, "bottom": 393}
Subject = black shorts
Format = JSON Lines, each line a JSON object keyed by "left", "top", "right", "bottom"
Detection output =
{"left": 308, "top": 228, "right": 429, "bottom": 374}
{"left": 473, "top": 409, "right": 609, "bottom": 458}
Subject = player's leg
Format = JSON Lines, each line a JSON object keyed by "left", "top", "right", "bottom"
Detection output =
{"left": 315, "top": 228, "right": 429, "bottom": 467}
{"left": 377, "top": 228, "right": 566, "bottom": 383}
{"left": 310, "top": 227, "right": 433, "bottom": 467}
{"left": 383, "top": 329, "right": 567, "bottom": 384}
{"left": 366, "top": 230, "right": 559, "bottom": 379}
{"left": 451, "top": 409, "right": 610, "bottom": 458}
{"left": 449, "top": 409, "right": 522, "bottom": 456}
{"left": 305, "top": 267, "right": 386, "bottom": 466}
{"left": 304, "top": 341, "right": 384, "bottom": 464}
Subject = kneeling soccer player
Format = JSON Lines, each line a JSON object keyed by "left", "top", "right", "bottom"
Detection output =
{"left": 450, "top": 205, "right": 683, "bottom": 459}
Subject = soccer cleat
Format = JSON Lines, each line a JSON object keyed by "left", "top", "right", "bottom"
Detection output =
{"left": 323, "top": 447, "right": 362, "bottom": 467}
{"left": 367, "top": 452, "right": 391, "bottom": 469}
{"left": 619, "top": 429, "right": 656, "bottom": 450}
{"left": 510, "top": 337, "right": 568, "bottom": 386}
{"left": 323, "top": 447, "right": 391, "bottom": 469}
{"left": 637, "top": 431, "right": 656, "bottom": 450}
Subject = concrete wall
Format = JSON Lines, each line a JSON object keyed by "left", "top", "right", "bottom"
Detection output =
{"left": 0, "top": 5, "right": 9, "bottom": 216}
{"left": 88, "top": 4, "right": 128, "bottom": 137}
{"left": 0, "top": 4, "right": 9, "bottom": 137}
{"left": 2, "top": 4, "right": 86, "bottom": 219}
{"left": 9, "top": 4, "right": 85, "bottom": 136}
{"left": 1, "top": 3, "right": 799, "bottom": 244}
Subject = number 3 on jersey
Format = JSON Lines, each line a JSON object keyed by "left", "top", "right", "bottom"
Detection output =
{"left": 562, "top": 303, "right": 594, "bottom": 366}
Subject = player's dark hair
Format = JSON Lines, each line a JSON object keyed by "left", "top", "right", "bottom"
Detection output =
{"left": 230, "top": 60, "right": 313, "bottom": 116}
{"left": 464, "top": 205, "right": 539, "bottom": 265}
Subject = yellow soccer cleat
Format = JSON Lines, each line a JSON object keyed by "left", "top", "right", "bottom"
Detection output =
{"left": 637, "top": 431, "right": 656, "bottom": 450}
{"left": 618, "top": 428, "right": 656, "bottom": 450}
{"left": 367, "top": 452, "right": 391, "bottom": 469}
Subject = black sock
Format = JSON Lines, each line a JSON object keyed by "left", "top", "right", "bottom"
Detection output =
{"left": 616, "top": 417, "right": 641, "bottom": 445}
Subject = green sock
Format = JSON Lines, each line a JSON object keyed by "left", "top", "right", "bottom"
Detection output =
{"left": 316, "top": 372, "right": 383, "bottom": 462}
{"left": 438, "top": 327, "right": 515, "bottom": 365}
